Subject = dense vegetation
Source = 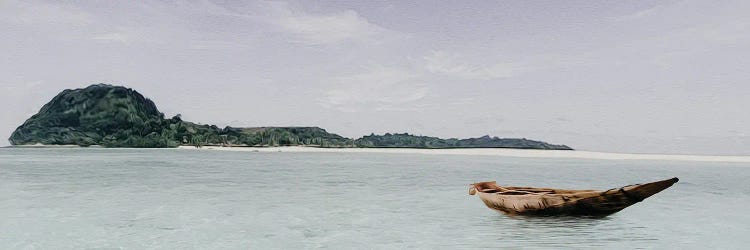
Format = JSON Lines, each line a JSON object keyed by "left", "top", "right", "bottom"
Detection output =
{"left": 9, "top": 84, "right": 572, "bottom": 150}
{"left": 8, "top": 84, "right": 352, "bottom": 148}
{"left": 10, "top": 84, "right": 171, "bottom": 147}
{"left": 355, "top": 133, "right": 572, "bottom": 150}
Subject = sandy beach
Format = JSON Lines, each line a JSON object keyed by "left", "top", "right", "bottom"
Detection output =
{"left": 7, "top": 145, "right": 748, "bottom": 162}
{"left": 176, "top": 146, "right": 750, "bottom": 163}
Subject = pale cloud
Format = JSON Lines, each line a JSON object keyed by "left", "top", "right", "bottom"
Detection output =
{"left": 602, "top": 0, "right": 750, "bottom": 68}
{"left": 1, "top": 0, "right": 91, "bottom": 26}
{"left": 321, "top": 48, "right": 571, "bottom": 112}
{"left": 187, "top": 40, "right": 254, "bottom": 50}
{"left": 319, "top": 66, "right": 427, "bottom": 112}
{"left": 2, "top": 1, "right": 395, "bottom": 47}
{"left": 91, "top": 32, "right": 135, "bottom": 44}
{"left": 614, "top": 4, "right": 663, "bottom": 21}
{"left": 617, "top": 0, "right": 750, "bottom": 45}
{"left": 88, "top": 27, "right": 164, "bottom": 45}
{"left": 684, "top": 19, "right": 750, "bottom": 45}
{"left": 423, "top": 51, "right": 527, "bottom": 80}
{"left": 2, "top": 80, "right": 42, "bottom": 94}
{"left": 263, "top": 2, "right": 392, "bottom": 45}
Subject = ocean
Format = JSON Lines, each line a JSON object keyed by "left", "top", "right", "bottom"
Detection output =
{"left": 1, "top": 148, "right": 748, "bottom": 249}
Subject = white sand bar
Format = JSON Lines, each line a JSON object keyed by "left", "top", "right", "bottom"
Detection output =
{"left": 177, "top": 146, "right": 750, "bottom": 163}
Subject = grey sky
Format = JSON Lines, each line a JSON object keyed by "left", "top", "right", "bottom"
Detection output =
{"left": 1, "top": 0, "right": 749, "bottom": 154}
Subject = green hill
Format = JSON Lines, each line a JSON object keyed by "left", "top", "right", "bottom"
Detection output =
{"left": 355, "top": 133, "right": 572, "bottom": 150}
{"left": 9, "top": 84, "right": 572, "bottom": 150}
{"left": 9, "top": 84, "right": 350, "bottom": 147}
{"left": 10, "top": 84, "right": 167, "bottom": 147}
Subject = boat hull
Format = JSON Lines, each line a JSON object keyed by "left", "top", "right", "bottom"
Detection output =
{"left": 471, "top": 178, "right": 678, "bottom": 216}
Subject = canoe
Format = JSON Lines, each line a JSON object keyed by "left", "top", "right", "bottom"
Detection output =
{"left": 468, "top": 177, "right": 678, "bottom": 216}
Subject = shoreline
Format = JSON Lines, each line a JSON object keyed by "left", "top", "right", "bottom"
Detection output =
{"left": 7, "top": 143, "right": 101, "bottom": 148}
{"left": 176, "top": 145, "right": 750, "bottom": 163}
{"left": 4, "top": 144, "right": 750, "bottom": 162}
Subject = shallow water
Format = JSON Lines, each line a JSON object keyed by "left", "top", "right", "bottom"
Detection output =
{"left": 1, "top": 148, "right": 748, "bottom": 249}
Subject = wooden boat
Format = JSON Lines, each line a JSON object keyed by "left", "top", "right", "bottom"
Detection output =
{"left": 469, "top": 177, "right": 678, "bottom": 216}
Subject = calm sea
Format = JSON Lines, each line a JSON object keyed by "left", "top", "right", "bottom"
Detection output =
{"left": 1, "top": 148, "right": 748, "bottom": 249}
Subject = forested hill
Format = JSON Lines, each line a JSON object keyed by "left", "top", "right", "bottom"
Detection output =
{"left": 355, "top": 133, "right": 572, "bottom": 150}
{"left": 9, "top": 84, "right": 572, "bottom": 150}
{"left": 8, "top": 84, "right": 350, "bottom": 147}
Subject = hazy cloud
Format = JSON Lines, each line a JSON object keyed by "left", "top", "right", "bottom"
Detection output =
{"left": 423, "top": 51, "right": 526, "bottom": 80}
{"left": 1, "top": 1, "right": 91, "bottom": 26}
{"left": 320, "top": 66, "right": 426, "bottom": 112}
{"left": 263, "top": 2, "right": 392, "bottom": 45}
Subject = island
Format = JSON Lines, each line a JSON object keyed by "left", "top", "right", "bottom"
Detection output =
{"left": 8, "top": 84, "right": 572, "bottom": 150}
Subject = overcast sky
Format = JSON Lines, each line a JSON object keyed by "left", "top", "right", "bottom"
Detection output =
{"left": 1, "top": 0, "right": 749, "bottom": 154}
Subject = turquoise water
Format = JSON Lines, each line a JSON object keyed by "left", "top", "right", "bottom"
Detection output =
{"left": 1, "top": 148, "right": 748, "bottom": 249}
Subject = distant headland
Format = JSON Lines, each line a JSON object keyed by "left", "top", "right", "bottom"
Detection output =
{"left": 8, "top": 84, "right": 573, "bottom": 150}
